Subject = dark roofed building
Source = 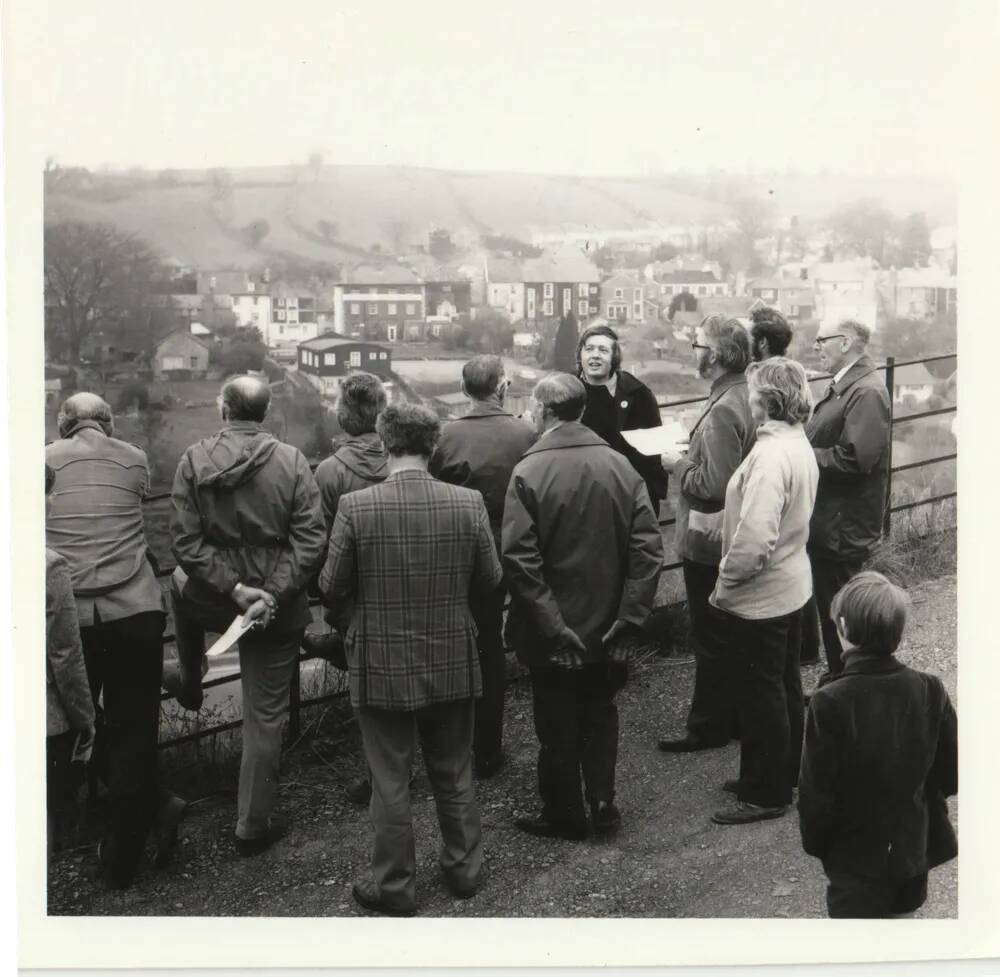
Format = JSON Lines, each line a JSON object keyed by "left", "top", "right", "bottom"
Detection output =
{"left": 297, "top": 333, "right": 392, "bottom": 394}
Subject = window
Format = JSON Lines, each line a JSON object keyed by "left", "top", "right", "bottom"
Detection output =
{"left": 590, "top": 284, "right": 598, "bottom": 294}
{"left": 387, "top": 303, "right": 397, "bottom": 315}
{"left": 614, "top": 288, "right": 623, "bottom": 299}
{"left": 368, "top": 303, "right": 378, "bottom": 314}
{"left": 369, "top": 351, "right": 377, "bottom": 360}
{"left": 351, "top": 303, "right": 361, "bottom": 315}
{"left": 578, "top": 299, "right": 589, "bottom": 316}
{"left": 189, "top": 357, "right": 199, "bottom": 368}
{"left": 633, "top": 289, "right": 641, "bottom": 300}
{"left": 276, "top": 310, "right": 286, "bottom": 322}
{"left": 324, "top": 352, "right": 336, "bottom": 366}
{"left": 404, "top": 303, "right": 415, "bottom": 315}
{"left": 543, "top": 299, "right": 554, "bottom": 316}
{"left": 578, "top": 283, "right": 588, "bottom": 297}
{"left": 350, "top": 351, "right": 362, "bottom": 367}
{"left": 715, "top": 285, "right": 724, "bottom": 295}
{"left": 633, "top": 303, "right": 642, "bottom": 318}
{"left": 662, "top": 285, "right": 672, "bottom": 295}
{"left": 280, "top": 326, "right": 285, "bottom": 335}
{"left": 544, "top": 283, "right": 554, "bottom": 298}
{"left": 379, "top": 352, "right": 387, "bottom": 360}
{"left": 698, "top": 286, "right": 707, "bottom": 296}
{"left": 387, "top": 325, "right": 397, "bottom": 341}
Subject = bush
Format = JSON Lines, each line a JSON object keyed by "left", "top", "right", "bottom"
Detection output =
{"left": 116, "top": 379, "right": 150, "bottom": 412}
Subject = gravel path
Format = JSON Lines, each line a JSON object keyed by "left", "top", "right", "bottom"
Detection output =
{"left": 48, "top": 574, "right": 957, "bottom": 919}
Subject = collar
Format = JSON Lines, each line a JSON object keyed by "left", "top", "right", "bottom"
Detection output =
{"left": 834, "top": 653, "right": 903, "bottom": 679}
{"left": 830, "top": 355, "right": 878, "bottom": 395}
{"left": 462, "top": 402, "right": 515, "bottom": 420}
{"left": 833, "top": 356, "right": 862, "bottom": 385}
{"left": 755, "top": 419, "right": 805, "bottom": 439}
{"left": 385, "top": 467, "right": 433, "bottom": 481}
{"left": 64, "top": 419, "right": 108, "bottom": 439}
{"left": 709, "top": 371, "right": 748, "bottom": 398}
{"left": 221, "top": 420, "right": 265, "bottom": 433}
{"left": 523, "top": 420, "right": 610, "bottom": 456}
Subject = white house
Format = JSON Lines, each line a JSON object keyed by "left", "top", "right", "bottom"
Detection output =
{"left": 892, "top": 362, "right": 936, "bottom": 405}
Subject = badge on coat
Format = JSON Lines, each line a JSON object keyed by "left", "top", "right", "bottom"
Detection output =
{"left": 620, "top": 400, "right": 629, "bottom": 409}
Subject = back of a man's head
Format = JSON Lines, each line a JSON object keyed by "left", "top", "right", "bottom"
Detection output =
{"left": 533, "top": 372, "right": 587, "bottom": 422}
{"left": 58, "top": 392, "right": 114, "bottom": 437}
{"left": 831, "top": 570, "right": 909, "bottom": 655}
{"left": 750, "top": 306, "right": 792, "bottom": 358}
{"left": 462, "top": 355, "right": 505, "bottom": 400}
{"left": 222, "top": 375, "right": 271, "bottom": 422}
{"left": 337, "top": 372, "right": 387, "bottom": 435}
{"left": 376, "top": 403, "right": 441, "bottom": 458}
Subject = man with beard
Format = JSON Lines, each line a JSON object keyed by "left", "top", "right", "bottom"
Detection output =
{"left": 575, "top": 324, "right": 668, "bottom": 513}
{"left": 806, "top": 320, "right": 891, "bottom": 677}
{"left": 657, "top": 316, "right": 756, "bottom": 754}
{"left": 503, "top": 373, "right": 663, "bottom": 839}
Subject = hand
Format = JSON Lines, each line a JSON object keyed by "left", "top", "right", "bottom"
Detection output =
{"left": 660, "top": 448, "right": 684, "bottom": 468}
{"left": 241, "top": 598, "right": 273, "bottom": 631}
{"left": 601, "top": 619, "right": 627, "bottom": 646}
{"left": 602, "top": 619, "right": 631, "bottom": 663}
{"left": 550, "top": 630, "right": 586, "bottom": 669}
{"left": 232, "top": 584, "right": 277, "bottom": 613}
{"left": 76, "top": 723, "right": 96, "bottom": 751}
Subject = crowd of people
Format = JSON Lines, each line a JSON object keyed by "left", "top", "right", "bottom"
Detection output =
{"left": 43, "top": 309, "right": 957, "bottom": 919}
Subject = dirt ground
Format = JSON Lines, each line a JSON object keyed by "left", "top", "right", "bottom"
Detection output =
{"left": 47, "top": 574, "right": 957, "bottom": 919}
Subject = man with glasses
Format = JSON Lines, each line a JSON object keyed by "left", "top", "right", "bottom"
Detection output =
{"left": 575, "top": 324, "right": 668, "bottom": 514}
{"left": 806, "top": 320, "right": 891, "bottom": 676}
{"left": 657, "top": 316, "right": 756, "bottom": 754}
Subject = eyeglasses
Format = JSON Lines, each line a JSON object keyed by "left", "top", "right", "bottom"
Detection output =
{"left": 813, "top": 334, "right": 846, "bottom": 347}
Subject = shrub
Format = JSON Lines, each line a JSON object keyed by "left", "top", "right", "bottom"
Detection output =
{"left": 116, "top": 379, "right": 150, "bottom": 412}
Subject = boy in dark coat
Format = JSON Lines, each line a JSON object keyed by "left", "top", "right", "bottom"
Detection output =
{"left": 798, "top": 571, "right": 957, "bottom": 918}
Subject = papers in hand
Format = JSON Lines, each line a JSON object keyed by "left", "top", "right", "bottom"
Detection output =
{"left": 622, "top": 421, "right": 690, "bottom": 457}
{"left": 206, "top": 614, "right": 258, "bottom": 658}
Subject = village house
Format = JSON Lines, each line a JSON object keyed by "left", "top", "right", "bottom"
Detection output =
{"left": 747, "top": 276, "right": 817, "bottom": 321}
{"left": 152, "top": 331, "right": 211, "bottom": 380}
{"left": 483, "top": 257, "right": 527, "bottom": 320}
{"left": 332, "top": 264, "right": 425, "bottom": 343}
{"left": 891, "top": 362, "right": 936, "bottom": 405}
{"left": 521, "top": 246, "right": 601, "bottom": 326}
{"left": 881, "top": 267, "right": 958, "bottom": 320}
{"left": 650, "top": 269, "right": 729, "bottom": 303}
{"left": 297, "top": 334, "right": 392, "bottom": 395}
{"left": 600, "top": 272, "right": 646, "bottom": 325}
{"left": 806, "top": 260, "right": 880, "bottom": 331}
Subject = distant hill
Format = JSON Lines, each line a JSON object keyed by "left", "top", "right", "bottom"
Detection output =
{"left": 43, "top": 163, "right": 955, "bottom": 271}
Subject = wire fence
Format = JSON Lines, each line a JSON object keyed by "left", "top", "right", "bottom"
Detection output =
{"left": 151, "top": 350, "right": 957, "bottom": 749}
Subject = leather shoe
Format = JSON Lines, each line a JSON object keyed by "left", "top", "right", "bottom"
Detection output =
{"left": 352, "top": 878, "right": 416, "bottom": 917}
{"left": 657, "top": 735, "right": 726, "bottom": 753}
{"left": 515, "top": 814, "right": 589, "bottom": 841}
{"left": 235, "top": 814, "right": 289, "bottom": 857}
{"left": 711, "top": 801, "right": 787, "bottom": 825}
{"left": 152, "top": 793, "right": 188, "bottom": 869}
{"left": 590, "top": 801, "right": 622, "bottom": 833}
{"left": 443, "top": 871, "right": 481, "bottom": 900}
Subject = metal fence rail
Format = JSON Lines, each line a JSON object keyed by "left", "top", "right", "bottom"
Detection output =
{"left": 151, "top": 350, "right": 957, "bottom": 749}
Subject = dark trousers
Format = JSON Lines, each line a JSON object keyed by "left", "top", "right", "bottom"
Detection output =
{"left": 357, "top": 699, "right": 482, "bottom": 912}
{"left": 81, "top": 609, "right": 166, "bottom": 880}
{"left": 470, "top": 585, "right": 506, "bottom": 766}
{"left": 724, "top": 608, "right": 804, "bottom": 808}
{"left": 529, "top": 665, "right": 619, "bottom": 827}
{"left": 799, "top": 595, "right": 821, "bottom": 663}
{"left": 47, "top": 729, "right": 81, "bottom": 855}
{"left": 826, "top": 869, "right": 928, "bottom": 918}
{"left": 810, "top": 553, "right": 863, "bottom": 675}
{"left": 682, "top": 560, "right": 735, "bottom": 745}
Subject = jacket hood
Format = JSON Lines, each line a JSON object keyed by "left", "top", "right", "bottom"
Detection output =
{"left": 187, "top": 423, "right": 280, "bottom": 490}
{"left": 335, "top": 433, "right": 389, "bottom": 482}
{"left": 522, "top": 420, "right": 610, "bottom": 457}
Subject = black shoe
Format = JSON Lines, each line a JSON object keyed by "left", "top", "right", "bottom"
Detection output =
{"left": 590, "top": 801, "right": 622, "bottom": 833}
{"left": 234, "top": 815, "right": 289, "bottom": 857}
{"left": 657, "top": 735, "right": 726, "bottom": 753}
{"left": 711, "top": 801, "right": 787, "bottom": 825}
{"left": 443, "top": 871, "right": 481, "bottom": 900}
{"left": 474, "top": 753, "right": 505, "bottom": 779}
{"left": 514, "top": 814, "right": 589, "bottom": 841}
{"left": 96, "top": 838, "right": 135, "bottom": 891}
{"left": 352, "top": 878, "right": 416, "bottom": 917}
{"left": 722, "top": 779, "right": 740, "bottom": 795}
{"left": 152, "top": 793, "right": 188, "bottom": 869}
{"left": 344, "top": 778, "right": 372, "bottom": 806}
{"left": 799, "top": 655, "right": 820, "bottom": 666}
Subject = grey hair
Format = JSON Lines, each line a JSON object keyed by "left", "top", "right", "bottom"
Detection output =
{"left": 746, "top": 357, "right": 814, "bottom": 424}
{"left": 700, "top": 314, "right": 751, "bottom": 373}
{"left": 532, "top": 372, "right": 586, "bottom": 421}
{"left": 840, "top": 319, "right": 872, "bottom": 348}
{"left": 337, "top": 372, "right": 386, "bottom": 435}
{"left": 222, "top": 375, "right": 271, "bottom": 422}
{"left": 462, "top": 355, "right": 506, "bottom": 400}
{"left": 58, "top": 392, "right": 114, "bottom": 437}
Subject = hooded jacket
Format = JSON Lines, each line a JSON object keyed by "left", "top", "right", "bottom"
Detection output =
{"left": 501, "top": 421, "right": 664, "bottom": 667}
{"left": 171, "top": 421, "right": 326, "bottom": 627}
{"left": 314, "top": 432, "right": 389, "bottom": 532}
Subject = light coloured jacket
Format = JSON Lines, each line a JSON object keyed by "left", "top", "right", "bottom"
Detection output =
{"left": 710, "top": 420, "right": 818, "bottom": 620}
{"left": 46, "top": 549, "right": 96, "bottom": 736}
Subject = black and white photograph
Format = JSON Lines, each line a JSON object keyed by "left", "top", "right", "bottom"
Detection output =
{"left": 4, "top": 0, "right": 999, "bottom": 969}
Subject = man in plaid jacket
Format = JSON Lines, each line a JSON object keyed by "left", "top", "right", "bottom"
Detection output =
{"left": 320, "top": 403, "right": 503, "bottom": 917}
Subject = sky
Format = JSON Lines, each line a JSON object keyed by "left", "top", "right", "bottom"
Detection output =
{"left": 12, "top": 0, "right": 989, "bottom": 179}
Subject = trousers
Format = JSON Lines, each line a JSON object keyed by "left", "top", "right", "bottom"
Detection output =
{"left": 529, "top": 664, "right": 619, "bottom": 827}
{"left": 171, "top": 590, "right": 302, "bottom": 839}
{"left": 469, "top": 584, "right": 506, "bottom": 766}
{"left": 682, "top": 560, "right": 735, "bottom": 745}
{"left": 809, "top": 553, "right": 864, "bottom": 675}
{"left": 826, "top": 869, "right": 928, "bottom": 918}
{"left": 357, "top": 699, "right": 482, "bottom": 912}
{"left": 80, "top": 609, "right": 166, "bottom": 880}
{"left": 723, "top": 608, "right": 804, "bottom": 808}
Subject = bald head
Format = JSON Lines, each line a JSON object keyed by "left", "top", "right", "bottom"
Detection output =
{"left": 58, "top": 392, "right": 114, "bottom": 437}
{"left": 221, "top": 375, "right": 271, "bottom": 423}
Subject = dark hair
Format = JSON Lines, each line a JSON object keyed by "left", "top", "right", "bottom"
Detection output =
{"left": 45, "top": 463, "right": 56, "bottom": 495}
{"left": 576, "top": 324, "right": 622, "bottom": 376}
{"left": 533, "top": 372, "right": 587, "bottom": 421}
{"left": 750, "top": 306, "right": 792, "bottom": 357}
{"left": 700, "top": 315, "right": 751, "bottom": 373}
{"left": 337, "top": 372, "right": 387, "bottom": 435}
{"left": 746, "top": 357, "right": 814, "bottom": 424}
{"left": 462, "top": 355, "right": 505, "bottom": 400}
{"left": 375, "top": 403, "right": 441, "bottom": 458}
{"left": 830, "top": 570, "right": 909, "bottom": 655}
{"left": 222, "top": 375, "right": 271, "bottom": 422}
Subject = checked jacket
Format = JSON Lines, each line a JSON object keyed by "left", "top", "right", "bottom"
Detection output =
{"left": 319, "top": 468, "right": 503, "bottom": 711}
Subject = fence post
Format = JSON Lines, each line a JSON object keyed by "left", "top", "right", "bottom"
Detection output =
{"left": 288, "top": 657, "right": 302, "bottom": 742}
{"left": 883, "top": 355, "right": 895, "bottom": 538}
